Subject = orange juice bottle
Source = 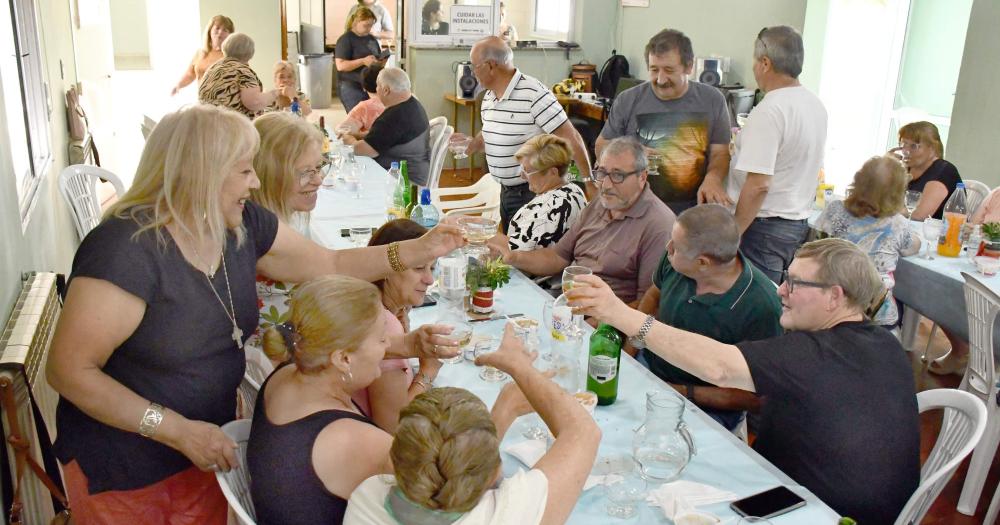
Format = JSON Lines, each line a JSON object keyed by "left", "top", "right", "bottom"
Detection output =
{"left": 937, "top": 183, "right": 968, "bottom": 257}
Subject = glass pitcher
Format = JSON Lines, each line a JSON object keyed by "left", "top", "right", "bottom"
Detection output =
{"left": 632, "top": 390, "right": 695, "bottom": 482}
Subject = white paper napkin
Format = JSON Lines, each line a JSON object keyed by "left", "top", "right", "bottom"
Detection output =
{"left": 646, "top": 480, "right": 738, "bottom": 522}
{"left": 503, "top": 440, "right": 620, "bottom": 491}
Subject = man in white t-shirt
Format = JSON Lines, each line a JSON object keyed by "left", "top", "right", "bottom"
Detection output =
{"left": 726, "top": 25, "right": 828, "bottom": 284}
{"left": 457, "top": 37, "right": 592, "bottom": 232}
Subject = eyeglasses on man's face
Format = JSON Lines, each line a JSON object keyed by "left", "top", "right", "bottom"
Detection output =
{"left": 592, "top": 166, "right": 641, "bottom": 184}
{"left": 781, "top": 269, "right": 833, "bottom": 294}
{"left": 298, "top": 159, "right": 331, "bottom": 185}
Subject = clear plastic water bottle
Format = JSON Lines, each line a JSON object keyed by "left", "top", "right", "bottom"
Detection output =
{"left": 409, "top": 188, "right": 439, "bottom": 228}
{"left": 385, "top": 162, "right": 402, "bottom": 220}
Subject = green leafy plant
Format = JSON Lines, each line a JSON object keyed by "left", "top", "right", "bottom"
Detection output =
{"left": 467, "top": 257, "right": 511, "bottom": 290}
{"left": 983, "top": 222, "right": 1000, "bottom": 242}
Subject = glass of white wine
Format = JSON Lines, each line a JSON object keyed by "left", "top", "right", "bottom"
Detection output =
{"left": 561, "top": 265, "right": 592, "bottom": 294}
{"left": 474, "top": 337, "right": 508, "bottom": 382}
{"left": 904, "top": 190, "right": 921, "bottom": 218}
{"left": 922, "top": 219, "right": 943, "bottom": 260}
{"left": 437, "top": 318, "right": 472, "bottom": 365}
{"left": 457, "top": 216, "right": 498, "bottom": 246}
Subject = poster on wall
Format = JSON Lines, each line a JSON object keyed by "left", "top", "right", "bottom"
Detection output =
{"left": 621, "top": 0, "right": 649, "bottom": 6}
{"left": 409, "top": 0, "right": 498, "bottom": 46}
{"left": 449, "top": 5, "right": 492, "bottom": 36}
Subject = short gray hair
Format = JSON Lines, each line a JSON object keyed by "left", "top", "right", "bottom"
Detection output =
{"left": 599, "top": 137, "right": 647, "bottom": 174}
{"left": 754, "top": 26, "right": 803, "bottom": 79}
{"left": 795, "top": 238, "right": 885, "bottom": 313}
{"left": 676, "top": 204, "right": 739, "bottom": 263}
{"left": 377, "top": 67, "right": 411, "bottom": 93}
{"left": 479, "top": 38, "right": 513, "bottom": 66}
{"left": 222, "top": 32, "right": 255, "bottom": 62}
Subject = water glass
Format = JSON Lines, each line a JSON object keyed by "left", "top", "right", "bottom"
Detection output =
{"left": 474, "top": 337, "right": 508, "bottom": 382}
{"left": 904, "top": 190, "right": 921, "bottom": 218}
{"left": 438, "top": 319, "right": 472, "bottom": 365}
{"left": 561, "top": 265, "right": 592, "bottom": 294}
{"left": 595, "top": 455, "right": 648, "bottom": 519}
{"left": 344, "top": 175, "right": 361, "bottom": 198}
{"left": 349, "top": 227, "right": 372, "bottom": 247}
{"left": 922, "top": 219, "right": 943, "bottom": 260}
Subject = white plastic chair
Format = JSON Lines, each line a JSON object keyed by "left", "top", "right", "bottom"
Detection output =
{"left": 963, "top": 179, "right": 990, "bottom": 220}
{"left": 58, "top": 165, "right": 126, "bottom": 241}
{"left": 954, "top": 272, "right": 1000, "bottom": 515}
{"left": 894, "top": 388, "right": 987, "bottom": 525}
{"left": 237, "top": 373, "right": 261, "bottom": 420}
{"left": 216, "top": 419, "right": 256, "bottom": 525}
{"left": 426, "top": 123, "right": 454, "bottom": 190}
{"left": 429, "top": 174, "right": 501, "bottom": 222}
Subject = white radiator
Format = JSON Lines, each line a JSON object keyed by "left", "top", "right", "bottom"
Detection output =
{"left": 0, "top": 272, "right": 65, "bottom": 525}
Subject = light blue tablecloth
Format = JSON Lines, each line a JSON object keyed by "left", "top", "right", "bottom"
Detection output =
{"left": 408, "top": 272, "right": 840, "bottom": 523}
{"left": 310, "top": 156, "right": 393, "bottom": 249}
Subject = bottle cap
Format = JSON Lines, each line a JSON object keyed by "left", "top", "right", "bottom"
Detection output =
{"left": 420, "top": 188, "right": 432, "bottom": 205}
{"left": 390, "top": 161, "right": 400, "bottom": 169}
{"left": 957, "top": 182, "right": 965, "bottom": 189}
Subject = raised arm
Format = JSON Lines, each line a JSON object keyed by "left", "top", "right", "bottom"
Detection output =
{"left": 503, "top": 246, "right": 570, "bottom": 278}
{"left": 552, "top": 120, "right": 593, "bottom": 192}
{"left": 241, "top": 84, "right": 295, "bottom": 113}
{"left": 171, "top": 51, "right": 201, "bottom": 95}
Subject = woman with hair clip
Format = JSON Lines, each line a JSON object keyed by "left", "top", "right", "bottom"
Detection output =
{"left": 45, "top": 104, "right": 462, "bottom": 523}
{"left": 171, "top": 14, "right": 234, "bottom": 96}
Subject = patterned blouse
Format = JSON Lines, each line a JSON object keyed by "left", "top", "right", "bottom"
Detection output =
{"left": 508, "top": 183, "right": 587, "bottom": 251}
{"left": 814, "top": 200, "right": 920, "bottom": 325}
{"left": 198, "top": 57, "right": 263, "bottom": 118}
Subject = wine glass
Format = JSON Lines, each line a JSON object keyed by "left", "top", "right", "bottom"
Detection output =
{"left": 474, "top": 337, "right": 508, "bottom": 382}
{"left": 561, "top": 265, "right": 592, "bottom": 294}
{"left": 922, "top": 219, "right": 943, "bottom": 260}
{"left": 448, "top": 136, "right": 472, "bottom": 160}
{"left": 344, "top": 161, "right": 363, "bottom": 199}
{"left": 457, "top": 216, "right": 498, "bottom": 245}
{"left": 437, "top": 309, "right": 472, "bottom": 365}
{"left": 904, "top": 190, "right": 921, "bottom": 218}
{"left": 349, "top": 227, "right": 372, "bottom": 247}
{"left": 595, "top": 454, "right": 648, "bottom": 519}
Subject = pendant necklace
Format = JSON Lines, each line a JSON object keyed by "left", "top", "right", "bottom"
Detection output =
{"left": 189, "top": 235, "right": 244, "bottom": 349}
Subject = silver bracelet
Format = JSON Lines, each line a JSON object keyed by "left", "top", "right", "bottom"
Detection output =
{"left": 138, "top": 403, "right": 164, "bottom": 438}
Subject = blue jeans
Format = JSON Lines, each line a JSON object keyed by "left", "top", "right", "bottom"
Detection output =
{"left": 740, "top": 217, "right": 810, "bottom": 284}
{"left": 338, "top": 80, "right": 368, "bottom": 114}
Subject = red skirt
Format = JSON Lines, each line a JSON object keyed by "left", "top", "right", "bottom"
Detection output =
{"left": 62, "top": 460, "right": 228, "bottom": 525}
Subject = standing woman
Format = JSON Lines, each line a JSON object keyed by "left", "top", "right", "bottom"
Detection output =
{"left": 896, "top": 121, "right": 962, "bottom": 221}
{"left": 336, "top": 7, "right": 383, "bottom": 113}
{"left": 346, "top": 0, "right": 395, "bottom": 40}
{"left": 171, "top": 15, "right": 234, "bottom": 96}
{"left": 45, "top": 104, "right": 462, "bottom": 523}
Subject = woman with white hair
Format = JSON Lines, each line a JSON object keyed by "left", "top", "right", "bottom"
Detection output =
{"left": 267, "top": 60, "right": 312, "bottom": 116}
{"left": 199, "top": 32, "right": 295, "bottom": 118}
{"left": 45, "top": 104, "right": 463, "bottom": 523}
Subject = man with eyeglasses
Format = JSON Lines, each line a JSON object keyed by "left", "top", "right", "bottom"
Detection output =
{"left": 488, "top": 137, "right": 673, "bottom": 304}
{"left": 726, "top": 25, "right": 828, "bottom": 284}
{"left": 568, "top": 238, "right": 919, "bottom": 524}
{"left": 341, "top": 67, "right": 431, "bottom": 186}
{"left": 454, "top": 36, "right": 592, "bottom": 232}
{"left": 596, "top": 28, "right": 732, "bottom": 216}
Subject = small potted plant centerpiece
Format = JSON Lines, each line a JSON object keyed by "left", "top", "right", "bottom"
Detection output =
{"left": 979, "top": 222, "right": 1000, "bottom": 258}
{"left": 467, "top": 256, "right": 511, "bottom": 314}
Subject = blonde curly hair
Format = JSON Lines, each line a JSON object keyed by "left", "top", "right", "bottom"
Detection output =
{"left": 390, "top": 387, "right": 502, "bottom": 512}
{"left": 514, "top": 134, "right": 572, "bottom": 178}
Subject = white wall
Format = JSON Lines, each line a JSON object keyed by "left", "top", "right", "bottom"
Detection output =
{"left": 110, "top": 0, "right": 150, "bottom": 60}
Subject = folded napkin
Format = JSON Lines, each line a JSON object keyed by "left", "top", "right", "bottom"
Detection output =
{"left": 503, "top": 440, "right": 620, "bottom": 491}
{"left": 646, "top": 481, "right": 738, "bottom": 523}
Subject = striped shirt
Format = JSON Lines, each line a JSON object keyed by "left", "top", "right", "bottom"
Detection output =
{"left": 481, "top": 70, "right": 568, "bottom": 186}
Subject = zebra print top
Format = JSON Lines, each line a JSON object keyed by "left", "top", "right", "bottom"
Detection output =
{"left": 508, "top": 183, "right": 587, "bottom": 251}
{"left": 198, "top": 57, "right": 263, "bottom": 118}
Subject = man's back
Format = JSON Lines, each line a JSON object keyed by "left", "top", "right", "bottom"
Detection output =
{"left": 366, "top": 97, "right": 431, "bottom": 186}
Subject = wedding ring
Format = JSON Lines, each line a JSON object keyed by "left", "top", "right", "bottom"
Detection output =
{"left": 208, "top": 464, "right": 219, "bottom": 471}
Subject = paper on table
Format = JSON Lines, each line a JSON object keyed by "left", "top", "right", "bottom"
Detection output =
{"left": 646, "top": 481, "right": 738, "bottom": 523}
{"left": 503, "top": 439, "right": 621, "bottom": 491}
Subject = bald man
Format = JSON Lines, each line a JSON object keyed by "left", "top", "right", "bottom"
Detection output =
{"left": 457, "top": 36, "right": 593, "bottom": 232}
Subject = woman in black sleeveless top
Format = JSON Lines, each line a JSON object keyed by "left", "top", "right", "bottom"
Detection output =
{"left": 894, "top": 121, "right": 962, "bottom": 221}
{"left": 248, "top": 275, "right": 397, "bottom": 524}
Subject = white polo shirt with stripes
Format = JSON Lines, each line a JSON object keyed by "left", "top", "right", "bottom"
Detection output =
{"left": 480, "top": 69, "right": 569, "bottom": 187}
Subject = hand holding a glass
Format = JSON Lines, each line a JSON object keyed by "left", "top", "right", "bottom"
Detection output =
{"left": 405, "top": 323, "right": 462, "bottom": 361}
{"left": 565, "top": 274, "right": 631, "bottom": 327}
{"left": 475, "top": 323, "right": 537, "bottom": 373}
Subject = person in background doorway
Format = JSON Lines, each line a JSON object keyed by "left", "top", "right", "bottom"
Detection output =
{"left": 347, "top": 0, "right": 394, "bottom": 40}
{"left": 339, "top": 65, "right": 386, "bottom": 138}
{"left": 336, "top": 7, "right": 385, "bottom": 113}
{"left": 420, "top": 0, "right": 449, "bottom": 36}
{"left": 267, "top": 61, "right": 312, "bottom": 116}
{"left": 171, "top": 14, "right": 234, "bottom": 96}
{"left": 892, "top": 121, "right": 962, "bottom": 221}
{"left": 498, "top": 1, "right": 519, "bottom": 44}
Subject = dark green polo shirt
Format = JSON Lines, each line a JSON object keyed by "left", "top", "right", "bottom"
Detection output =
{"left": 646, "top": 251, "right": 783, "bottom": 386}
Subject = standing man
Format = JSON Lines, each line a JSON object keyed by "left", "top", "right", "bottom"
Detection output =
{"left": 459, "top": 36, "right": 592, "bottom": 232}
{"left": 727, "top": 26, "right": 828, "bottom": 283}
{"left": 597, "top": 29, "right": 731, "bottom": 215}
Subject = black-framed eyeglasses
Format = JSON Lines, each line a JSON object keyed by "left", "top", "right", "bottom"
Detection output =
{"left": 592, "top": 166, "right": 640, "bottom": 184}
{"left": 298, "top": 159, "right": 331, "bottom": 184}
{"left": 781, "top": 270, "right": 833, "bottom": 294}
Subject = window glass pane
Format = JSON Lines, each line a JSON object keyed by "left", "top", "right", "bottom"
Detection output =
{"left": 534, "top": 0, "right": 570, "bottom": 34}
{"left": 0, "top": 2, "right": 31, "bottom": 189}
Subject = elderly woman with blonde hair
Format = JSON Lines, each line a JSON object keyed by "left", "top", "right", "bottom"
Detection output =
{"left": 488, "top": 134, "right": 587, "bottom": 252}
{"left": 45, "top": 104, "right": 463, "bottom": 523}
{"left": 171, "top": 14, "right": 234, "bottom": 95}
{"left": 814, "top": 155, "right": 921, "bottom": 327}
{"left": 344, "top": 324, "right": 602, "bottom": 525}
{"left": 199, "top": 32, "right": 296, "bottom": 118}
{"left": 267, "top": 60, "right": 313, "bottom": 115}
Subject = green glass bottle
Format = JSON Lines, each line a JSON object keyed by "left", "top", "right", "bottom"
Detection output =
{"left": 398, "top": 160, "right": 414, "bottom": 215}
{"left": 586, "top": 323, "right": 624, "bottom": 405}
{"left": 568, "top": 160, "right": 581, "bottom": 182}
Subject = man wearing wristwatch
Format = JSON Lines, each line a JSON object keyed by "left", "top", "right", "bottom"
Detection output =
{"left": 631, "top": 204, "right": 781, "bottom": 431}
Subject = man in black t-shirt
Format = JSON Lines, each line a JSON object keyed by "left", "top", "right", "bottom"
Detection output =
{"left": 342, "top": 67, "right": 431, "bottom": 186}
{"left": 568, "top": 238, "right": 919, "bottom": 524}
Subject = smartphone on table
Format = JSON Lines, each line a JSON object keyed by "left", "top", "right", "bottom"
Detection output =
{"left": 730, "top": 486, "right": 806, "bottom": 519}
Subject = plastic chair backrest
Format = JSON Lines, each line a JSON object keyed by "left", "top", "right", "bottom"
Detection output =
{"left": 962, "top": 179, "right": 990, "bottom": 220}
{"left": 960, "top": 272, "right": 999, "bottom": 397}
{"left": 894, "top": 388, "right": 987, "bottom": 525}
{"left": 237, "top": 374, "right": 261, "bottom": 420}
{"left": 430, "top": 175, "right": 501, "bottom": 220}
{"left": 58, "top": 165, "right": 126, "bottom": 241}
{"left": 216, "top": 419, "right": 257, "bottom": 525}
{"left": 426, "top": 117, "right": 452, "bottom": 190}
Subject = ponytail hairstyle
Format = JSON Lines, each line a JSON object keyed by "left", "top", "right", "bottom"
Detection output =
{"left": 262, "top": 275, "right": 381, "bottom": 374}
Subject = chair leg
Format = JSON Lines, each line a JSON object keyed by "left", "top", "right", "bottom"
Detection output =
{"left": 957, "top": 403, "right": 1000, "bottom": 515}
{"left": 921, "top": 322, "right": 940, "bottom": 362}
{"left": 900, "top": 308, "right": 920, "bottom": 352}
{"left": 987, "top": 483, "right": 1000, "bottom": 525}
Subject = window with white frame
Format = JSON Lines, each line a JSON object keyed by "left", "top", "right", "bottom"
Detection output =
{"left": 532, "top": 0, "right": 572, "bottom": 40}
{"left": 1, "top": 0, "right": 51, "bottom": 228}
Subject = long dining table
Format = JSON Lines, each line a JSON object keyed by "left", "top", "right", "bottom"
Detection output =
{"left": 311, "top": 160, "right": 841, "bottom": 523}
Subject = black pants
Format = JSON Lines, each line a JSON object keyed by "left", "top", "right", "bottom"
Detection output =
{"left": 500, "top": 182, "right": 536, "bottom": 234}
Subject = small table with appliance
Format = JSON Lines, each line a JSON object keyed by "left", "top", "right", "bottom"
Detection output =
{"left": 444, "top": 93, "right": 479, "bottom": 181}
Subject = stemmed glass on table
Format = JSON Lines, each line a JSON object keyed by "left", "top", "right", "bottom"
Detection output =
{"left": 922, "top": 218, "right": 943, "bottom": 260}
{"left": 905, "top": 191, "right": 921, "bottom": 218}
{"left": 448, "top": 136, "right": 473, "bottom": 160}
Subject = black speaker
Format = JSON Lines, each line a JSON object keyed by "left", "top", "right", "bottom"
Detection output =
{"left": 455, "top": 61, "right": 479, "bottom": 99}
{"left": 694, "top": 57, "right": 728, "bottom": 88}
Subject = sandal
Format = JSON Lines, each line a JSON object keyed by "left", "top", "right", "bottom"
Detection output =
{"left": 928, "top": 352, "right": 969, "bottom": 376}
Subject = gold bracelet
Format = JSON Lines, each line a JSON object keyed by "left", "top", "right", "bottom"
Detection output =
{"left": 387, "top": 241, "right": 408, "bottom": 272}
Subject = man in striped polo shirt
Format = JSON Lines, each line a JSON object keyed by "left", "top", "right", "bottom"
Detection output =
{"left": 459, "top": 36, "right": 592, "bottom": 232}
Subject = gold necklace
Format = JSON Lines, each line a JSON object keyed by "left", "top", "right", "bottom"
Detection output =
{"left": 188, "top": 235, "right": 244, "bottom": 349}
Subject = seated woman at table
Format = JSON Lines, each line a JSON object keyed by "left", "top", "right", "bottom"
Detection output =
{"left": 360, "top": 219, "right": 443, "bottom": 433}
{"left": 338, "top": 65, "right": 385, "bottom": 138}
{"left": 267, "top": 60, "right": 312, "bottom": 116}
{"left": 490, "top": 134, "right": 587, "bottom": 251}
{"left": 45, "top": 103, "right": 462, "bottom": 524}
{"left": 892, "top": 121, "right": 962, "bottom": 221}
{"left": 815, "top": 155, "right": 920, "bottom": 327}
{"left": 344, "top": 323, "right": 601, "bottom": 525}
{"left": 199, "top": 32, "right": 296, "bottom": 119}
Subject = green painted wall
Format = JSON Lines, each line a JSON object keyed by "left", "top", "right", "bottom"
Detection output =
{"left": 200, "top": 0, "right": 283, "bottom": 84}
{"left": 800, "top": 0, "right": 831, "bottom": 92}
{"left": 895, "top": 0, "right": 973, "bottom": 118}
